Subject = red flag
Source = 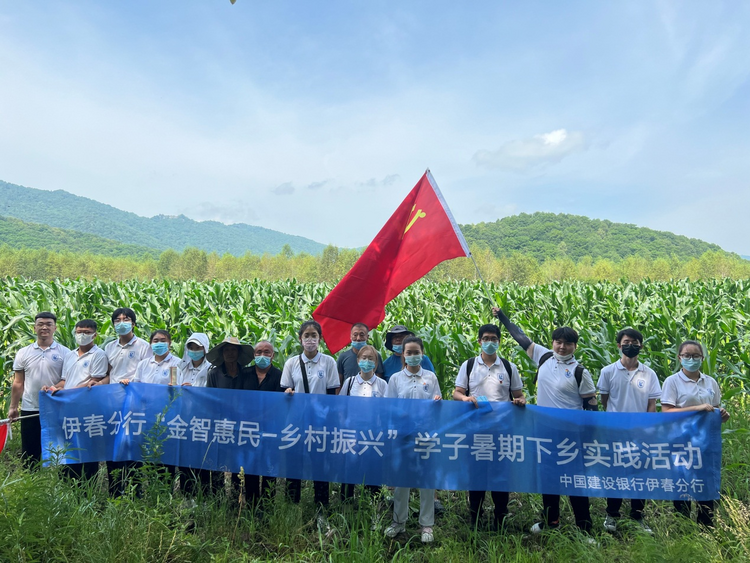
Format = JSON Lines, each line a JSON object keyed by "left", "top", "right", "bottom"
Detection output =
{"left": 313, "top": 171, "right": 470, "bottom": 353}
{"left": 0, "top": 420, "right": 10, "bottom": 455}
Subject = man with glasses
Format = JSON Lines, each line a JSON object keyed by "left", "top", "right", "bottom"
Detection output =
{"left": 9, "top": 312, "right": 70, "bottom": 466}
{"left": 453, "top": 323, "right": 526, "bottom": 530}
{"left": 597, "top": 328, "right": 661, "bottom": 534}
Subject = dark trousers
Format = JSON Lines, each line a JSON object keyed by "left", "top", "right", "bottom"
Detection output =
{"left": 607, "top": 497, "right": 646, "bottom": 519}
{"left": 674, "top": 500, "right": 714, "bottom": 527}
{"left": 469, "top": 490, "right": 509, "bottom": 527}
{"left": 179, "top": 466, "right": 213, "bottom": 497}
{"left": 542, "top": 494, "right": 592, "bottom": 532}
{"left": 20, "top": 410, "right": 41, "bottom": 467}
{"left": 107, "top": 460, "right": 141, "bottom": 497}
{"left": 286, "top": 479, "right": 329, "bottom": 508}
{"left": 64, "top": 462, "right": 99, "bottom": 481}
{"left": 341, "top": 483, "right": 381, "bottom": 502}
{"left": 243, "top": 474, "right": 277, "bottom": 505}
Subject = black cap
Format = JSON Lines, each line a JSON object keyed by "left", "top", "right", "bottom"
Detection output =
{"left": 385, "top": 324, "right": 414, "bottom": 351}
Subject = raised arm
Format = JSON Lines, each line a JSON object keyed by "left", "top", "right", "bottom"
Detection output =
{"left": 492, "top": 307, "right": 535, "bottom": 358}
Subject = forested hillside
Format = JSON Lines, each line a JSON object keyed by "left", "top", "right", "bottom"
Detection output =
{"left": 0, "top": 180, "right": 326, "bottom": 256}
{"left": 460, "top": 213, "right": 726, "bottom": 262}
{"left": 0, "top": 216, "right": 157, "bottom": 257}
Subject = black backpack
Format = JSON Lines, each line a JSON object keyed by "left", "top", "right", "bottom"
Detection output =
{"left": 465, "top": 355, "right": 514, "bottom": 401}
{"left": 533, "top": 351, "right": 584, "bottom": 388}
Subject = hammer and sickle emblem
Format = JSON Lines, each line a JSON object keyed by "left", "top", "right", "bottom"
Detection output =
{"left": 404, "top": 204, "right": 427, "bottom": 234}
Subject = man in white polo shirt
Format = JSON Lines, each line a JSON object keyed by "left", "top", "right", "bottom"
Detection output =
{"left": 94, "top": 307, "right": 151, "bottom": 496}
{"left": 9, "top": 312, "right": 70, "bottom": 466}
{"left": 598, "top": 328, "right": 661, "bottom": 534}
{"left": 44, "top": 318, "right": 108, "bottom": 479}
{"left": 453, "top": 323, "right": 526, "bottom": 530}
{"left": 493, "top": 307, "right": 597, "bottom": 537}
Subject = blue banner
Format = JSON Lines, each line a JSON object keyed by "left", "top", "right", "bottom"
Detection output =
{"left": 39, "top": 383, "right": 721, "bottom": 500}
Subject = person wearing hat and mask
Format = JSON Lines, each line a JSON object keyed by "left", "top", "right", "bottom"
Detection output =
{"left": 178, "top": 333, "right": 211, "bottom": 388}
{"left": 206, "top": 336, "right": 255, "bottom": 498}
{"left": 206, "top": 336, "right": 255, "bottom": 389}
{"left": 177, "top": 332, "right": 211, "bottom": 496}
{"left": 382, "top": 325, "right": 436, "bottom": 382}
{"left": 336, "top": 323, "right": 385, "bottom": 384}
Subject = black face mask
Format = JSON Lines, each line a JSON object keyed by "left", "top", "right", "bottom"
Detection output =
{"left": 621, "top": 344, "right": 641, "bottom": 358}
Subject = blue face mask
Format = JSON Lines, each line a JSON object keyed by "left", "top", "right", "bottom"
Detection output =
{"left": 481, "top": 341, "right": 499, "bottom": 355}
{"left": 681, "top": 357, "right": 702, "bottom": 372}
{"left": 351, "top": 340, "right": 366, "bottom": 350}
{"left": 255, "top": 355, "right": 271, "bottom": 369}
{"left": 405, "top": 354, "right": 422, "bottom": 367}
{"left": 392, "top": 345, "right": 403, "bottom": 355}
{"left": 115, "top": 321, "right": 133, "bottom": 336}
{"left": 358, "top": 359, "right": 376, "bottom": 373}
{"left": 187, "top": 349, "right": 205, "bottom": 362}
{"left": 151, "top": 342, "right": 169, "bottom": 356}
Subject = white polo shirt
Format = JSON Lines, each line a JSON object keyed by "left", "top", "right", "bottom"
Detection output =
{"left": 455, "top": 355, "right": 523, "bottom": 401}
{"left": 178, "top": 359, "right": 209, "bottom": 387}
{"left": 532, "top": 344, "right": 596, "bottom": 410}
{"left": 133, "top": 354, "right": 181, "bottom": 384}
{"left": 280, "top": 352, "right": 339, "bottom": 394}
{"left": 61, "top": 345, "right": 109, "bottom": 389}
{"left": 597, "top": 359, "right": 661, "bottom": 413}
{"left": 13, "top": 341, "right": 70, "bottom": 411}
{"left": 661, "top": 371, "right": 721, "bottom": 408}
{"left": 341, "top": 374, "right": 388, "bottom": 397}
{"left": 385, "top": 368, "right": 442, "bottom": 400}
{"left": 105, "top": 335, "right": 152, "bottom": 383}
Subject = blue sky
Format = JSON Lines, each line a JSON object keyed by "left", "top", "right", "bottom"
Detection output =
{"left": 1, "top": 1, "right": 748, "bottom": 253}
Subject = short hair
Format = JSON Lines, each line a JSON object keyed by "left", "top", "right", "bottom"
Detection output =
{"left": 112, "top": 307, "right": 137, "bottom": 324}
{"left": 149, "top": 329, "right": 171, "bottom": 343}
{"left": 298, "top": 320, "right": 322, "bottom": 338}
{"left": 616, "top": 328, "right": 643, "bottom": 345}
{"left": 75, "top": 319, "right": 98, "bottom": 331}
{"left": 254, "top": 340, "right": 274, "bottom": 352}
{"left": 35, "top": 312, "right": 57, "bottom": 322}
{"left": 678, "top": 340, "right": 704, "bottom": 357}
{"left": 356, "top": 344, "right": 378, "bottom": 359}
{"left": 478, "top": 324, "right": 500, "bottom": 340}
{"left": 551, "top": 326, "right": 579, "bottom": 344}
{"left": 351, "top": 323, "right": 369, "bottom": 333}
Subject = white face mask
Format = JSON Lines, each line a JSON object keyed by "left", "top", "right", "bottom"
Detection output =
{"left": 302, "top": 337, "right": 319, "bottom": 352}
{"left": 75, "top": 332, "right": 95, "bottom": 346}
{"left": 553, "top": 351, "right": 574, "bottom": 362}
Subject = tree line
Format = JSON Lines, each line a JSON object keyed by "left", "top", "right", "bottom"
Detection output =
{"left": 0, "top": 244, "right": 748, "bottom": 283}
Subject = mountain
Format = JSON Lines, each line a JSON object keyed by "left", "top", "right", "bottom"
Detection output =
{"left": 0, "top": 216, "right": 157, "bottom": 257}
{"left": 460, "top": 212, "right": 728, "bottom": 262}
{"left": 0, "top": 180, "right": 326, "bottom": 256}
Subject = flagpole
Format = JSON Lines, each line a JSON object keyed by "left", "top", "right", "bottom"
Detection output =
{"left": 1, "top": 413, "right": 40, "bottom": 424}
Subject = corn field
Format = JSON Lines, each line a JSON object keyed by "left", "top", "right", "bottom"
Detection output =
{"left": 1, "top": 277, "right": 749, "bottom": 406}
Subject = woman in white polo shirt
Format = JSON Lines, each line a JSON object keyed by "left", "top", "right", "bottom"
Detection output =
{"left": 128, "top": 330, "right": 181, "bottom": 384}
{"left": 339, "top": 344, "right": 387, "bottom": 501}
{"left": 661, "top": 339, "right": 730, "bottom": 527}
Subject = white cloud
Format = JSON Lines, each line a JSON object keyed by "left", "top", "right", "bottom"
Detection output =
{"left": 271, "top": 182, "right": 295, "bottom": 195}
{"left": 473, "top": 129, "right": 589, "bottom": 172}
{"left": 180, "top": 201, "right": 258, "bottom": 225}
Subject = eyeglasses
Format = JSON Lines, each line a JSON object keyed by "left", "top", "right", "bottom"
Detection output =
{"left": 35, "top": 322, "right": 55, "bottom": 328}
{"left": 679, "top": 354, "right": 703, "bottom": 361}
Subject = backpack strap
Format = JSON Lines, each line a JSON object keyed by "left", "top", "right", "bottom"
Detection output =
{"left": 534, "top": 350, "right": 586, "bottom": 390}
{"left": 533, "top": 351, "right": 554, "bottom": 384}
{"left": 500, "top": 357, "right": 513, "bottom": 402}
{"left": 298, "top": 355, "right": 310, "bottom": 394}
{"left": 465, "top": 357, "right": 476, "bottom": 396}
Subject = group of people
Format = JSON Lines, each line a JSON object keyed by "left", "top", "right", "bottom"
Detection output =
{"left": 7, "top": 306, "right": 729, "bottom": 543}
